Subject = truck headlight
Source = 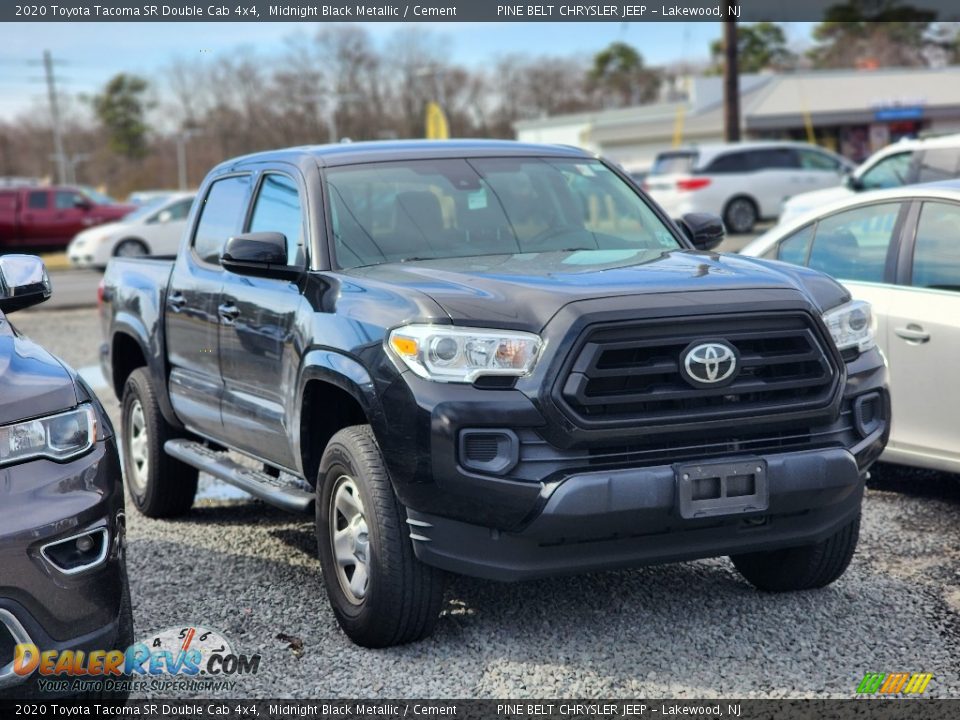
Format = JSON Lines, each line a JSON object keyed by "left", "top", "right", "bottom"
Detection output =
{"left": 387, "top": 324, "right": 542, "bottom": 383}
{"left": 0, "top": 405, "right": 97, "bottom": 466}
{"left": 822, "top": 300, "right": 875, "bottom": 353}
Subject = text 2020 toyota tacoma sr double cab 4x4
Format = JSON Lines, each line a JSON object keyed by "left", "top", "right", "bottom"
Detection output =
{"left": 100, "top": 141, "right": 889, "bottom": 647}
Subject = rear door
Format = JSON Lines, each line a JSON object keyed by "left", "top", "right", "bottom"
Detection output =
{"left": 17, "top": 190, "right": 55, "bottom": 246}
{"left": 218, "top": 169, "right": 307, "bottom": 469}
{"left": 882, "top": 199, "right": 960, "bottom": 468}
{"left": 745, "top": 148, "right": 803, "bottom": 218}
{"left": 165, "top": 173, "right": 252, "bottom": 440}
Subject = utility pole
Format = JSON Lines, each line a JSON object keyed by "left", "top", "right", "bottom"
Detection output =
{"left": 42, "top": 50, "right": 68, "bottom": 184}
{"left": 722, "top": 19, "right": 741, "bottom": 143}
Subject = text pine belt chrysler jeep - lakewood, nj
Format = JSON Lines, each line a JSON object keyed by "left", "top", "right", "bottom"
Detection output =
{"left": 100, "top": 141, "right": 889, "bottom": 647}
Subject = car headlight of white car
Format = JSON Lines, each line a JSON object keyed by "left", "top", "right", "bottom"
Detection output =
{"left": 0, "top": 405, "right": 98, "bottom": 466}
{"left": 387, "top": 324, "right": 542, "bottom": 383}
{"left": 822, "top": 300, "right": 875, "bottom": 353}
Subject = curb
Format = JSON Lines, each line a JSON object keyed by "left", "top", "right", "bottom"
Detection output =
{"left": 39, "top": 252, "right": 71, "bottom": 272}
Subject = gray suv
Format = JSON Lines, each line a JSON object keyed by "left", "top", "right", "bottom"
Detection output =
{"left": 0, "top": 255, "right": 131, "bottom": 698}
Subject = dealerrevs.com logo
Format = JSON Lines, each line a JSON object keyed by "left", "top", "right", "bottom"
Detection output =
{"left": 14, "top": 625, "right": 261, "bottom": 694}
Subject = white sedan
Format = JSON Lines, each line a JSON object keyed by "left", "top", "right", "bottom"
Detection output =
{"left": 741, "top": 180, "right": 960, "bottom": 475}
{"left": 68, "top": 192, "right": 195, "bottom": 268}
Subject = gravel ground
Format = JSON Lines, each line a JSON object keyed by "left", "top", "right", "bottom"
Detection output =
{"left": 10, "top": 306, "right": 960, "bottom": 698}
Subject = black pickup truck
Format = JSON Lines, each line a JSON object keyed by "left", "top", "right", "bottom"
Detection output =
{"left": 100, "top": 140, "right": 889, "bottom": 647}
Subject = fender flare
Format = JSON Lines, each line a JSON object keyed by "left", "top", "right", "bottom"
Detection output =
{"left": 292, "top": 349, "right": 387, "bottom": 475}
{"left": 110, "top": 313, "right": 183, "bottom": 429}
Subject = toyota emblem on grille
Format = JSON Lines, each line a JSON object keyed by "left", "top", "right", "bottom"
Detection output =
{"left": 681, "top": 341, "right": 739, "bottom": 386}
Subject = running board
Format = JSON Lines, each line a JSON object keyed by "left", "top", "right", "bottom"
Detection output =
{"left": 164, "top": 439, "right": 314, "bottom": 514}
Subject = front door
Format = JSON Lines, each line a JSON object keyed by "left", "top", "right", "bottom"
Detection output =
{"left": 219, "top": 170, "right": 306, "bottom": 469}
{"left": 166, "top": 173, "right": 252, "bottom": 440}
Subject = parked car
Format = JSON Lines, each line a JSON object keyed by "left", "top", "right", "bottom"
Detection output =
{"left": 0, "top": 255, "right": 131, "bottom": 698}
{"left": 68, "top": 192, "right": 196, "bottom": 268}
{"left": 779, "top": 133, "right": 960, "bottom": 225}
{"left": 742, "top": 180, "right": 960, "bottom": 475}
{"left": 0, "top": 186, "right": 135, "bottom": 251}
{"left": 644, "top": 141, "right": 853, "bottom": 234}
{"left": 100, "top": 140, "right": 887, "bottom": 647}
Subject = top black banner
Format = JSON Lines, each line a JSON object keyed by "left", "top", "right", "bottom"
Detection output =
{"left": 4, "top": 0, "right": 960, "bottom": 22}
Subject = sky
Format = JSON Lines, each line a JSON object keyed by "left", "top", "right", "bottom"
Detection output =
{"left": 0, "top": 21, "right": 816, "bottom": 120}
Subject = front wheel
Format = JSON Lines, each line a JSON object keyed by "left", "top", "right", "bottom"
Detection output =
{"left": 731, "top": 513, "right": 860, "bottom": 591}
{"left": 114, "top": 239, "right": 149, "bottom": 257}
{"left": 316, "top": 425, "right": 445, "bottom": 647}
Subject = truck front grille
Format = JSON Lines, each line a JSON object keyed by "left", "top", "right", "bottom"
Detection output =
{"left": 558, "top": 312, "right": 839, "bottom": 428}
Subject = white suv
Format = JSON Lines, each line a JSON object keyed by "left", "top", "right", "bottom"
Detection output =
{"left": 644, "top": 141, "right": 853, "bottom": 233}
{"left": 779, "top": 133, "right": 960, "bottom": 225}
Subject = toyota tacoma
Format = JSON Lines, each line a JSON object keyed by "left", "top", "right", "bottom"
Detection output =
{"left": 100, "top": 141, "right": 889, "bottom": 647}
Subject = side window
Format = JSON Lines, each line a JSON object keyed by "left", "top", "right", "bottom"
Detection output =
{"left": 776, "top": 224, "right": 814, "bottom": 264}
{"left": 167, "top": 198, "right": 194, "bottom": 221}
{"left": 705, "top": 152, "right": 750, "bottom": 174}
{"left": 798, "top": 150, "right": 841, "bottom": 171}
{"left": 859, "top": 152, "right": 913, "bottom": 189}
{"left": 749, "top": 148, "right": 800, "bottom": 170}
{"left": 193, "top": 175, "right": 251, "bottom": 264}
{"left": 248, "top": 174, "right": 304, "bottom": 266}
{"left": 27, "top": 191, "right": 48, "bottom": 210}
{"left": 912, "top": 202, "right": 960, "bottom": 292}
{"left": 807, "top": 202, "right": 901, "bottom": 282}
{"left": 915, "top": 148, "right": 960, "bottom": 183}
{"left": 55, "top": 191, "right": 82, "bottom": 210}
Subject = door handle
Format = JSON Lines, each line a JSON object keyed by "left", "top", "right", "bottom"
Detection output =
{"left": 894, "top": 324, "right": 930, "bottom": 344}
{"left": 167, "top": 291, "right": 186, "bottom": 312}
{"left": 218, "top": 302, "right": 240, "bottom": 325}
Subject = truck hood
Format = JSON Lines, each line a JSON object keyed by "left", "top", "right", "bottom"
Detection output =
{"left": 0, "top": 315, "right": 78, "bottom": 425}
{"left": 345, "top": 249, "right": 847, "bottom": 331}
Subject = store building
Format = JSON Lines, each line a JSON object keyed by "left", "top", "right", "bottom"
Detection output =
{"left": 515, "top": 66, "right": 960, "bottom": 172}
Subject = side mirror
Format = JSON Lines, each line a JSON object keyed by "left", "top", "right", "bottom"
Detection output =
{"left": 677, "top": 212, "right": 724, "bottom": 251}
{"left": 0, "top": 255, "right": 52, "bottom": 313}
{"left": 221, "top": 232, "right": 300, "bottom": 280}
{"left": 73, "top": 196, "right": 93, "bottom": 211}
{"left": 844, "top": 174, "right": 864, "bottom": 191}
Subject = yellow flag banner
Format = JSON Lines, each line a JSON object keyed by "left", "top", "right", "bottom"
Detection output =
{"left": 425, "top": 101, "right": 449, "bottom": 140}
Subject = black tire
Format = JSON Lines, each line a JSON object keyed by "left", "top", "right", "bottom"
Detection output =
{"left": 316, "top": 425, "right": 445, "bottom": 647}
{"left": 723, "top": 196, "right": 758, "bottom": 234}
{"left": 731, "top": 513, "right": 860, "bottom": 592}
{"left": 113, "top": 238, "right": 149, "bottom": 257}
{"left": 121, "top": 367, "right": 198, "bottom": 518}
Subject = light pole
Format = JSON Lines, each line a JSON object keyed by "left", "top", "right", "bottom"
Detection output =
{"left": 175, "top": 129, "right": 201, "bottom": 190}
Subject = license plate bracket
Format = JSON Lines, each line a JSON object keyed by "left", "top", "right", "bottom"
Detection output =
{"left": 675, "top": 458, "right": 769, "bottom": 519}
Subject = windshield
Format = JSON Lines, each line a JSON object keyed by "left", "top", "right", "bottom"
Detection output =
{"left": 122, "top": 196, "right": 171, "bottom": 222}
{"left": 650, "top": 152, "right": 697, "bottom": 176}
{"left": 326, "top": 157, "right": 680, "bottom": 269}
{"left": 79, "top": 186, "right": 119, "bottom": 205}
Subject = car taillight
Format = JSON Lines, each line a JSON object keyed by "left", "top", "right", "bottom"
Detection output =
{"left": 676, "top": 178, "right": 711, "bottom": 191}
{"left": 97, "top": 278, "right": 105, "bottom": 307}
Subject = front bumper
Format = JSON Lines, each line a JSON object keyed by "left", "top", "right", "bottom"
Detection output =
{"left": 0, "top": 438, "right": 126, "bottom": 693}
{"left": 408, "top": 445, "right": 867, "bottom": 581}
{"left": 377, "top": 339, "right": 888, "bottom": 581}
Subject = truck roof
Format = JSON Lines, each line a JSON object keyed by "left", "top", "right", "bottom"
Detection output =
{"left": 221, "top": 139, "right": 595, "bottom": 171}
